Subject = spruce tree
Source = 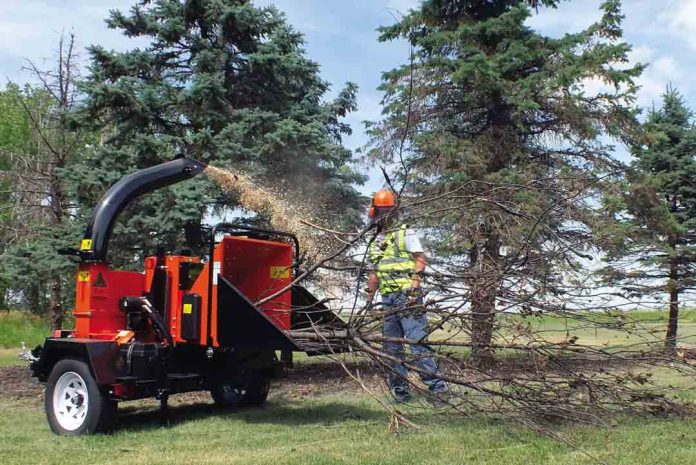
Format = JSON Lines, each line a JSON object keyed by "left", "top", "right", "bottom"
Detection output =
{"left": 370, "top": 0, "right": 642, "bottom": 364}
{"left": 600, "top": 88, "right": 696, "bottom": 352}
{"left": 74, "top": 0, "right": 364, "bottom": 263}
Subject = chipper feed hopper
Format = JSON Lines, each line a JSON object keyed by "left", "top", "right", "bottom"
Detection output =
{"left": 29, "top": 157, "right": 346, "bottom": 435}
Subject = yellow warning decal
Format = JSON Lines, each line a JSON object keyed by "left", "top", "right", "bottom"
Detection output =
{"left": 80, "top": 239, "right": 93, "bottom": 251}
{"left": 77, "top": 271, "right": 90, "bottom": 282}
{"left": 183, "top": 303, "right": 192, "bottom": 315}
{"left": 270, "top": 266, "right": 290, "bottom": 279}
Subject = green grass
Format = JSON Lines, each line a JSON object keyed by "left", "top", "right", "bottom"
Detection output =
{"left": 428, "top": 311, "right": 696, "bottom": 359}
{"left": 504, "top": 308, "right": 696, "bottom": 325}
{"left": 2, "top": 310, "right": 696, "bottom": 463}
{"left": 492, "top": 309, "right": 696, "bottom": 349}
{"left": 0, "top": 311, "right": 51, "bottom": 366}
{"left": 0, "top": 348, "right": 23, "bottom": 366}
{"left": 0, "top": 311, "right": 49, "bottom": 348}
{"left": 2, "top": 392, "right": 696, "bottom": 465}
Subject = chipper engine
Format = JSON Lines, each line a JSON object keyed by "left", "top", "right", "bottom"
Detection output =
{"left": 29, "top": 157, "right": 345, "bottom": 435}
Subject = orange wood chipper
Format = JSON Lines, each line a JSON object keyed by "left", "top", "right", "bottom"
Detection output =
{"left": 28, "top": 157, "right": 345, "bottom": 435}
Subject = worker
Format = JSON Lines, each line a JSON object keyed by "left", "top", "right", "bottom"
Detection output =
{"left": 366, "top": 189, "right": 447, "bottom": 403}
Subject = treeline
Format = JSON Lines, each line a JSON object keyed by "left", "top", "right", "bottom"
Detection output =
{"left": 0, "top": 36, "right": 86, "bottom": 329}
{"left": 366, "top": 0, "right": 696, "bottom": 357}
{"left": 0, "top": 0, "right": 695, "bottom": 356}
{"left": 0, "top": 2, "right": 365, "bottom": 329}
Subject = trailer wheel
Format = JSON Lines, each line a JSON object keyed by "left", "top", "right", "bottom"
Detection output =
{"left": 210, "top": 371, "right": 271, "bottom": 408}
{"left": 240, "top": 372, "right": 271, "bottom": 407}
{"left": 45, "top": 358, "right": 117, "bottom": 435}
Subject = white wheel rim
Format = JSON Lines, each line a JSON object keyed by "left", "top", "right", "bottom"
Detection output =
{"left": 53, "top": 371, "right": 89, "bottom": 431}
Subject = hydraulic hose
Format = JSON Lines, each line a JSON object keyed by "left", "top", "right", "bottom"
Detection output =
{"left": 121, "top": 296, "right": 174, "bottom": 359}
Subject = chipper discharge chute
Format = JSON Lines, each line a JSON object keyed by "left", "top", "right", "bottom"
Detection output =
{"left": 28, "top": 157, "right": 347, "bottom": 435}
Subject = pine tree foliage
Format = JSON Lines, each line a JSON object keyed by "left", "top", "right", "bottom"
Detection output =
{"left": 600, "top": 88, "right": 696, "bottom": 351}
{"left": 369, "top": 0, "right": 643, "bottom": 363}
{"left": 74, "top": 0, "right": 365, "bottom": 263}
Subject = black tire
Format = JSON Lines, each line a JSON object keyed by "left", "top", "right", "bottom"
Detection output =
{"left": 45, "top": 358, "right": 117, "bottom": 435}
{"left": 241, "top": 372, "right": 271, "bottom": 407}
{"left": 210, "top": 371, "right": 271, "bottom": 408}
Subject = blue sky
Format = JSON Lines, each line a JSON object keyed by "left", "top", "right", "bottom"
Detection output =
{"left": 2, "top": 0, "right": 696, "bottom": 192}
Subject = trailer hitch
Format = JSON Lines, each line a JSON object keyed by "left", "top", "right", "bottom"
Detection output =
{"left": 156, "top": 387, "right": 172, "bottom": 426}
{"left": 18, "top": 342, "right": 40, "bottom": 363}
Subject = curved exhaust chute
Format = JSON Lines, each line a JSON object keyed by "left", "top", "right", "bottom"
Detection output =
{"left": 79, "top": 157, "right": 207, "bottom": 262}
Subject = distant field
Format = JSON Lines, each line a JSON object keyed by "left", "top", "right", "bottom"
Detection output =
{"left": 0, "top": 311, "right": 50, "bottom": 347}
{"left": 498, "top": 309, "right": 696, "bottom": 349}
{"left": 2, "top": 309, "right": 696, "bottom": 365}
{"left": 424, "top": 308, "right": 696, "bottom": 351}
{"left": 0, "top": 311, "right": 49, "bottom": 365}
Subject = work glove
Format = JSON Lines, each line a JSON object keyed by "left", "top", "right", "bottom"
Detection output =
{"left": 406, "top": 286, "right": 422, "bottom": 307}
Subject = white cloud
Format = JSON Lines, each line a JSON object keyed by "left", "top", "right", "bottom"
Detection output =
{"left": 526, "top": 0, "right": 604, "bottom": 37}
{"left": 652, "top": 56, "right": 683, "bottom": 81}
{"left": 579, "top": 76, "right": 612, "bottom": 96}
{"left": 535, "top": 0, "right": 696, "bottom": 108}
{"left": 571, "top": 44, "right": 681, "bottom": 110}
{"left": 663, "top": 0, "right": 696, "bottom": 50}
{"left": 3, "top": 0, "right": 696, "bottom": 170}
{"left": 0, "top": 0, "right": 138, "bottom": 84}
{"left": 627, "top": 46, "right": 683, "bottom": 107}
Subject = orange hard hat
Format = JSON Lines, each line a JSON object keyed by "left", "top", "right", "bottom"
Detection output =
{"left": 372, "top": 189, "right": 396, "bottom": 207}
{"left": 369, "top": 189, "right": 397, "bottom": 218}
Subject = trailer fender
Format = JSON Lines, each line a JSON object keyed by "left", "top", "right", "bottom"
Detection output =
{"left": 31, "top": 338, "right": 122, "bottom": 385}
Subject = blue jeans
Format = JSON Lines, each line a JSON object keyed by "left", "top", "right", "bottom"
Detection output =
{"left": 381, "top": 291, "right": 446, "bottom": 393}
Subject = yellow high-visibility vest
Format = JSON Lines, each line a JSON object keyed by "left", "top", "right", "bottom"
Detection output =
{"left": 369, "top": 224, "right": 415, "bottom": 294}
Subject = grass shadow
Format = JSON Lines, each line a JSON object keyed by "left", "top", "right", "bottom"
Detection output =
{"left": 115, "top": 398, "right": 383, "bottom": 433}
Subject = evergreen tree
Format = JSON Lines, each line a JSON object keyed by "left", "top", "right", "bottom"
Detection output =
{"left": 74, "top": 0, "right": 364, "bottom": 264}
{"left": 370, "top": 0, "right": 642, "bottom": 364}
{"left": 600, "top": 88, "right": 696, "bottom": 352}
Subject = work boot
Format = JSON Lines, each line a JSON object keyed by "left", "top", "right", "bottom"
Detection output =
{"left": 390, "top": 386, "right": 412, "bottom": 404}
{"left": 427, "top": 383, "right": 451, "bottom": 408}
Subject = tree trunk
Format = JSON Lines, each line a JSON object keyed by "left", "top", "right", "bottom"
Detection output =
{"left": 47, "top": 277, "right": 63, "bottom": 330}
{"left": 665, "top": 253, "right": 679, "bottom": 354}
{"left": 44, "top": 35, "right": 69, "bottom": 330}
{"left": 0, "top": 284, "right": 6, "bottom": 311}
{"left": 47, "top": 177, "right": 65, "bottom": 330}
{"left": 27, "top": 283, "right": 41, "bottom": 314}
{"left": 470, "top": 233, "right": 501, "bottom": 367}
{"left": 664, "top": 197, "right": 680, "bottom": 355}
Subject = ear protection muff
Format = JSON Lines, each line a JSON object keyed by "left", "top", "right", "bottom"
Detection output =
{"left": 368, "top": 206, "right": 376, "bottom": 218}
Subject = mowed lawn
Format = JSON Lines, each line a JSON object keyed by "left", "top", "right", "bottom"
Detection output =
{"left": 499, "top": 309, "right": 696, "bottom": 348}
{"left": 3, "top": 391, "right": 696, "bottom": 465}
{"left": 426, "top": 309, "right": 696, "bottom": 351}
{"left": 2, "top": 310, "right": 696, "bottom": 464}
